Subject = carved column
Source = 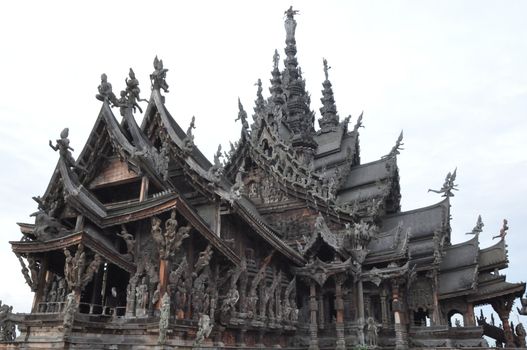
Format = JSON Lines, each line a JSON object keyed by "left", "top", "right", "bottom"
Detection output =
{"left": 465, "top": 302, "right": 475, "bottom": 326}
{"left": 31, "top": 257, "right": 49, "bottom": 313}
{"left": 356, "top": 279, "right": 365, "bottom": 345}
{"left": 391, "top": 279, "right": 408, "bottom": 350}
{"left": 380, "top": 287, "right": 389, "bottom": 326}
{"left": 157, "top": 259, "right": 169, "bottom": 309}
{"left": 139, "top": 176, "right": 149, "bottom": 202}
{"left": 309, "top": 281, "right": 319, "bottom": 350}
{"left": 334, "top": 275, "right": 346, "bottom": 350}
{"left": 492, "top": 297, "right": 515, "bottom": 347}
{"left": 318, "top": 292, "right": 324, "bottom": 329}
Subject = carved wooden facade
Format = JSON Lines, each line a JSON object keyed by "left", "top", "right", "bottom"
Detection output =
{"left": 3, "top": 7, "right": 526, "bottom": 350}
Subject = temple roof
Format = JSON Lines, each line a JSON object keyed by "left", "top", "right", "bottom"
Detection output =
{"left": 478, "top": 238, "right": 508, "bottom": 272}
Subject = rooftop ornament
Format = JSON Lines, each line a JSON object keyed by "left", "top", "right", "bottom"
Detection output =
{"left": 235, "top": 98, "right": 249, "bottom": 135}
{"left": 49, "top": 128, "right": 86, "bottom": 172}
{"left": 95, "top": 73, "right": 119, "bottom": 106}
{"left": 466, "top": 215, "right": 484, "bottom": 235}
{"left": 151, "top": 56, "right": 169, "bottom": 93}
{"left": 124, "top": 68, "right": 148, "bottom": 114}
{"left": 382, "top": 131, "right": 404, "bottom": 159}
{"left": 428, "top": 168, "right": 458, "bottom": 197}
{"left": 492, "top": 219, "right": 509, "bottom": 240}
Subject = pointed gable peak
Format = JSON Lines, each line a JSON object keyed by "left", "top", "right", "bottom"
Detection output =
{"left": 318, "top": 58, "right": 340, "bottom": 129}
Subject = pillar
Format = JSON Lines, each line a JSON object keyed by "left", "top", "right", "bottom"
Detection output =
{"left": 309, "top": 282, "right": 319, "bottom": 350}
{"left": 391, "top": 279, "right": 407, "bottom": 350}
{"left": 356, "top": 279, "right": 365, "bottom": 345}
{"left": 139, "top": 176, "right": 149, "bottom": 202}
{"left": 335, "top": 275, "right": 346, "bottom": 350}
{"left": 157, "top": 259, "right": 169, "bottom": 309}
{"left": 465, "top": 302, "right": 475, "bottom": 326}
{"left": 380, "top": 288, "right": 389, "bottom": 326}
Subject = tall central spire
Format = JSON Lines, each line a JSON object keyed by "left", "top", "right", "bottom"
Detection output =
{"left": 281, "top": 7, "right": 316, "bottom": 150}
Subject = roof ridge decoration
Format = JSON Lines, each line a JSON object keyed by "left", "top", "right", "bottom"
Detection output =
{"left": 235, "top": 98, "right": 250, "bottom": 138}
{"left": 382, "top": 131, "right": 404, "bottom": 160}
{"left": 466, "top": 215, "right": 484, "bottom": 235}
{"left": 151, "top": 56, "right": 169, "bottom": 94}
{"left": 428, "top": 167, "right": 458, "bottom": 197}
{"left": 492, "top": 219, "right": 509, "bottom": 241}
{"left": 318, "top": 58, "right": 340, "bottom": 130}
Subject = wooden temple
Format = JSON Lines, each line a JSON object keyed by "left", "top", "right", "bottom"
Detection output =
{"left": 1, "top": 7, "right": 526, "bottom": 350}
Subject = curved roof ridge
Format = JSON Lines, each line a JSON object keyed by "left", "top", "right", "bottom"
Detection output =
{"left": 480, "top": 237, "right": 506, "bottom": 253}
{"left": 447, "top": 233, "right": 479, "bottom": 249}
{"left": 383, "top": 197, "right": 450, "bottom": 219}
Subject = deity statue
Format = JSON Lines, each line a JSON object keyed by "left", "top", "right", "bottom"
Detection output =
{"left": 492, "top": 219, "right": 509, "bottom": 240}
{"left": 124, "top": 68, "right": 148, "bottom": 113}
{"left": 194, "top": 313, "right": 213, "bottom": 345}
{"left": 95, "top": 73, "right": 118, "bottom": 106}
{"left": 366, "top": 317, "right": 378, "bottom": 346}
{"left": 428, "top": 168, "right": 458, "bottom": 197}
{"left": 135, "top": 277, "right": 149, "bottom": 315}
{"left": 158, "top": 293, "right": 170, "bottom": 345}
{"left": 48, "top": 128, "right": 79, "bottom": 170}
{"left": 117, "top": 225, "right": 135, "bottom": 258}
{"left": 284, "top": 6, "right": 299, "bottom": 44}
{"left": 151, "top": 56, "right": 169, "bottom": 92}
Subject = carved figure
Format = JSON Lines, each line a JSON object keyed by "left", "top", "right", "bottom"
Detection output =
{"left": 235, "top": 98, "right": 250, "bottom": 133}
{"left": 158, "top": 293, "right": 170, "bottom": 345}
{"left": 63, "top": 292, "right": 77, "bottom": 333}
{"left": 221, "top": 287, "right": 239, "bottom": 315}
{"left": 492, "top": 219, "right": 509, "bottom": 240}
{"left": 516, "top": 323, "right": 526, "bottom": 348}
{"left": 194, "top": 245, "right": 213, "bottom": 277}
{"left": 151, "top": 216, "right": 165, "bottom": 257}
{"left": 48, "top": 128, "right": 78, "bottom": 170}
{"left": 151, "top": 56, "right": 169, "bottom": 92}
{"left": 17, "top": 255, "right": 36, "bottom": 291}
{"left": 117, "top": 225, "right": 135, "bottom": 258}
{"left": 366, "top": 317, "right": 378, "bottom": 346}
{"left": 30, "top": 209, "right": 67, "bottom": 241}
{"left": 125, "top": 68, "right": 148, "bottom": 113}
{"left": 467, "top": 215, "right": 484, "bottom": 235}
{"left": 95, "top": 73, "right": 118, "bottom": 106}
{"left": 136, "top": 277, "right": 149, "bottom": 312}
{"left": 382, "top": 131, "right": 404, "bottom": 159}
{"left": 428, "top": 168, "right": 458, "bottom": 197}
{"left": 194, "top": 313, "right": 213, "bottom": 345}
{"left": 183, "top": 116, "right": 196, "bottom": 152}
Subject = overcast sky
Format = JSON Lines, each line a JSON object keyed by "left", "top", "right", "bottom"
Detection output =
{"left": 0, "top": 0, "right": 526, "bottom": 323}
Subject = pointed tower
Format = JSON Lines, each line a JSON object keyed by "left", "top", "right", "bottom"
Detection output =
{"left": 281, "top": 7, "right": 317, "bottom": 160}
{"left": 318, "top": 58, "right": 340, "bottom": 130}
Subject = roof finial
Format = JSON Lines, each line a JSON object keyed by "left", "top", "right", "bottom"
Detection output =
{"left": 284, "top": 6, "right": 299, "bottom": 44}
{"left": 96, "top": 73, "right": 119, "bottom": 106}
{"left": 273, "top": 49, "right": 280, "bottom": 70}
{"left": 235, "top": 98, "right": 249, "bottom": 135}
{"left": 151, "top": 56, "right": 169, "bottom": 93}
{"left": 428, "top": 168, "right": 458, "bottom": 197}
{"left": 492, "top": 219, "right": 509, "bottom": 240}
{"left": 323, "top": 58, "right": 330, "bottom": 81}
{"left": 466, "top": 215, "right": 484, "bottom": 235}
{"left": 382, "top": 131, "right": 404, "bottom": 159}
{"left": 318, "top": 58, "right": 339, "bottom": 129}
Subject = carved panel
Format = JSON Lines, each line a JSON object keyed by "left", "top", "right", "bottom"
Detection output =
{"left": 407, "top": 278, "right": 434, "bottom": 311}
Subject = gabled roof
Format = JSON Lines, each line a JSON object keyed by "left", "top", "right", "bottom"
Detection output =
{"left": 478, "top": 238, "right": 508, "bottom": 272}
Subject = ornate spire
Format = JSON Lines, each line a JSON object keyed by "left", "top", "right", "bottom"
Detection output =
{"left": 150, "top": 56, "right": 169, "bottom": 93}
{"left": 318, "top": 58, "right": 339, "bottom": 129}
{"left": 253, "top": 79, "right": 265, "bottom": 115}
{"left": 269, "top": 50, "right": 285, "bottom": 108}
{"left": 281, "top": 7, "right": 315, "bottom": 146}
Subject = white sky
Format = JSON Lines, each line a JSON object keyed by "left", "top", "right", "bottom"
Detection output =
{"left": 0, "top": 0, "right": 526, "bottom": 325}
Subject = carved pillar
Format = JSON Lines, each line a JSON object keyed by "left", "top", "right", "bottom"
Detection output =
{"left": 492, "top": 297, "right": 515, "bottom": 347}
{"left": 391, "top": 279, "right": 408, "bottom": 350}
{"left": 309, "top": 281, "right": 319, "bottom": 350}
{"left": 31, "top": 257, "right": 49, "bottom": 313}
{"left": 356, "top": 279, "right": 365, "bottom": 345}
{"left": 318, "top": 292, "right": 324, "bottom": 329}
{"left": 465, "top": 302, "right": 475, "bottom": 326}
{"left": 334, "top": 275, "right": 346, "bottom": 350}
{"left": 74, "top": 215, "right": 85, "bottom": 232}
{"left": 380, "top": 287, "right": 389, "bottom": 326}
{"left": 157, "top": 259, "right": 169, "bottom": 309}
{"left": 431, "top": 274, "right": 441, "bottom": 325}
{"left": 139, "top": 176, "right": 149, "bottom": 202}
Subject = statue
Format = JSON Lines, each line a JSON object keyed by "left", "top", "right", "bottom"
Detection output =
{"left": 158, "top": 293, "right": 170, "bottom": 345}
{"left": 49, "top": 128, "right": 82, "bottom": 171}
{"left": 123, "top": 68, "right": 147, "bottom": 114}
{"left": 116, "top": 224, "right": 135, "bottom": 258}
{"left": 382, "top": 131, "right": 404, "bottom": 159}
{"left": 235, "top": 98, "right": 250, "bottom": 133}
{"left": 135, "top": 277, "right": 149, "bottom": 315}
{"left": 63, "top": 292, "right": 77, "bottom": 333}
{"left": 183, "top": 116, "right": 196, "bottom": 152}
{"left": 151, "top": 216, "right": 165, "bottom": 258}
{"left": 492, "top": 219, "right": 509, "bottom": 240}
{"left": 30, "top": 208, "right": 67, "bottom": 241}
{"left": 353, "top": 112, "right": 364, "bottom": 133}
{"left": 428, "top": 168, "right": 458, "bottom": 197}
{"left": 366, "top": 317, "right": 378, "bottom": 346}
{"left": 273, "top": 49, "right": 280, "bottom": 70}
{"left": 467, "top": 215, "right": 484, "bottom": 235}
{"left": 220, "top": 287, "right": 239, "bottom": 315}
{"left": 194, "top": 313, "right": 213, "bottom": 346}
{"left": 323, "top": 58, "right": 331, "bottom": 81}
{"left": 151, "top": 56, "right": 169, "bottom": 92}
{"left": 95, "top": 73, "right": 118, "bottom": 106}
{"left": 516, "top": 323, "right": 526, "bottom": 348}
{"left": 284, "top": 6, "right": 299, "bottom": 44}
{"left": 194, "top": 245, "right": 213, "bottom": 277}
